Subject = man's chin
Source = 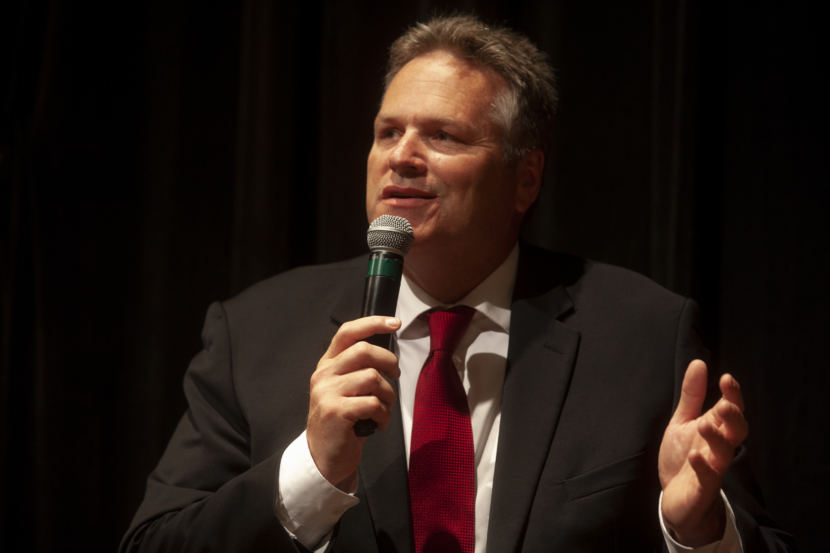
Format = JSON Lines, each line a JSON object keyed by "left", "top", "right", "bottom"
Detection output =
{"left": 366, "top": 210, "right": 425, "bottom": 238}
{"left": 367, "top": 197, "right": 440, "bottom": 225}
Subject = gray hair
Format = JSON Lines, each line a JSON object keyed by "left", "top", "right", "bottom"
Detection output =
{"left": 385, "top": 15, "right": 557, "bottom": 163}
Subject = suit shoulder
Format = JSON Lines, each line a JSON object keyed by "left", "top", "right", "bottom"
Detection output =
{"left": 568, "top": 259, "right": 692, "bottom": 326}
{"left": 221, "top": 256, "right": 364, "bottom": 321}
{"left": 519, "top": 242, "right": 686, "bottom": 307}
{"left": 581, "top": 260, "right": 684, "bottom": 300}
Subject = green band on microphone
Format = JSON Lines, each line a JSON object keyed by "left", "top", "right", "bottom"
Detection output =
{"left": 367, "top": 256, "right": 403, "bottom": 278}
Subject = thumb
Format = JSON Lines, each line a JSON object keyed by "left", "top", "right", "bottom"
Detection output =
{"left": 672, "top": 359, "right": 708, "bottom": 423}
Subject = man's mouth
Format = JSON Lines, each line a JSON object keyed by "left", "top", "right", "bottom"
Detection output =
{"left": 381, "top": 186, "right": 437, "bottom": 200}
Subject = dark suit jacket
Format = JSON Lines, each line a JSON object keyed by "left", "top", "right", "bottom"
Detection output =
{"left": 121, "top": 245, "right": 792, "bottom": 552}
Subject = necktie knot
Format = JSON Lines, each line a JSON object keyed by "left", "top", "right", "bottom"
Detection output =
{"left": 427, "top": 306, "right": 475, "bottom": 353}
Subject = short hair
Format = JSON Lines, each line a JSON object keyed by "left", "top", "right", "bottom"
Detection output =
{"left": 385, "top": 15, "right": 557, "bottom": 163}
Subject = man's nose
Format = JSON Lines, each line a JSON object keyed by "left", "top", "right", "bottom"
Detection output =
{"left": 389, "top": 131, "right": 427, "bottom": 177}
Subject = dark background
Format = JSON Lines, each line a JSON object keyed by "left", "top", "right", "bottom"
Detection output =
{"left": 2, "top": 1, "right": 827, "bottom": 551}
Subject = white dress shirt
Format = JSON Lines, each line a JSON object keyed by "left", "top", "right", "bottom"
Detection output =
{"left": 275, "top": 245, "right": 742, "bottom": 553}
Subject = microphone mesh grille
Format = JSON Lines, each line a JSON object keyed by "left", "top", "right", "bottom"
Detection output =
{"left": 367, "top": 215, "right": 414, "bottom": 255}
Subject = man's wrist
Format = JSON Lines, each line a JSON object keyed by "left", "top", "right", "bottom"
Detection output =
{"left": 658, "top": 490, "right": 744, "bottom": 553}
{"left": 666, "top": 495, "right": 726, "bottom": 547}
{"left": 275, "top": 431, "right": 359, "bottom": 548}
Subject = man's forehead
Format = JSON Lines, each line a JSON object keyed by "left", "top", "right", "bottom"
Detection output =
{"left": 376, "top": 51, "right": 506, "bottom": 123}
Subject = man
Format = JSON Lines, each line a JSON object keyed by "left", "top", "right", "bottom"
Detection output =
{"left": 122, "top": 15, "right": 791, "bottom": 553}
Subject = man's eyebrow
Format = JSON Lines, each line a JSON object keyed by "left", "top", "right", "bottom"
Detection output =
{"left": 373, "top": 114, "right": 472, "bottom": 130}
{"left": 373, "top": 114, "right": 396, "bottom": 125}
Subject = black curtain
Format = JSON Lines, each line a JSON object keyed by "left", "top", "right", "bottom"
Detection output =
{"left": 3, "top": 1, "right": 826, "bottom": 551}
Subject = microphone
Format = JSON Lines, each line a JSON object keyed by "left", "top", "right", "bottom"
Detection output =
{"left": 354, "top": 215, "right": 414, "bottom": 437}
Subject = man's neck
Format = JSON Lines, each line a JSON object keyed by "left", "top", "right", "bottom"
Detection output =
{"left": 402, "top": 239, "right": 518, "bottom": 304}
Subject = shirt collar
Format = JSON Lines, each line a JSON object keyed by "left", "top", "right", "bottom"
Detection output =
{"left": 396, "top": 243, "right": 518, "bottom": 334}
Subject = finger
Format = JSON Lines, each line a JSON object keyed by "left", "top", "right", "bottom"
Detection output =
{"left": 719, "top": 373, "right": 745, "bottom": 412}
{"left": 340, "top": 395, "right": 393, "bottom": 430}
{"left": 688, "top": 448, "right": 723, "bottom": 498}
{"left": 673, "top": 359, "right": 708, "bottom": 423}
{"left": 310, "top": 392, "right": 392, "bottom": 433}
{"left": 325, "top": 316, "right": 402, "bottom": 358}
{"left": 332, "top": 341, "right": 400, "bottom": 380}
{"left": 697, "top": 418, "right": 736, "bottom": 475}
{"left": 343, "top": 368, "right": 398, "bottom": 407}
{"left": 311, "top": 363, "right": 398, "bottom": 407}
{"left": 714, "top": 399, "right": 749, "bottom": 446}
{"left": 311, "top": 366, "right": 397, "bottom": 417}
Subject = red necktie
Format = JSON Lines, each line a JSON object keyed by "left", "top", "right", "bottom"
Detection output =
{"left": 409, "top": 306, "right": 476, "bottom": 553}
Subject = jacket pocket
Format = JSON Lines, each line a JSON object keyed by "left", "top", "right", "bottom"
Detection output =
{"left": 562, "top": 450, "right": 646, "bottom": 501}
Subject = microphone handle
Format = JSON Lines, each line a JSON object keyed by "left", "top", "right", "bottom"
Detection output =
{"left": 354, "top": 250, "right": 403, "bottom": 437}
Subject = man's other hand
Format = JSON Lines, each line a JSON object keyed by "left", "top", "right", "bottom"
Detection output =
{"left": 658, "top": 359, "right": 749, "bottom": 546}
{"left": 306, "top": 316, "right": 401, "bottom": 491}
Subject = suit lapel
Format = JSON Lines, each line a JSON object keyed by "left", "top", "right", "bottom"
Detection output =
{"left": 358, "top": 387, "right": 412, "bottom": 553}
{"left": 332, "top": 280, "right": 413, "bottom": 553}
{"left": 486, "top": 249, "right": 582, "bottom": 553}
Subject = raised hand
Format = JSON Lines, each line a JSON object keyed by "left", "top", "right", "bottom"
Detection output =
{"left": 306, "top": 316, "right": 401, "bottom": 491}
{"left": 658, "top": 359, "right": 749, "bottom": 546}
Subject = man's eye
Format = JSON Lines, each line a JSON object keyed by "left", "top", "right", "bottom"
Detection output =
{"left": 377, "top": 128, "right": 400, "bottom": 140}
{"left": 435, "top": 130, "right": 454, "bottom": 141}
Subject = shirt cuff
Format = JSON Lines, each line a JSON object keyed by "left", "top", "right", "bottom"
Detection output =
{"left": 658, "top": 490, "right": 744, "bottom": 553}
{"left": 274, "top": 430, "right": 360, "bottom": 549}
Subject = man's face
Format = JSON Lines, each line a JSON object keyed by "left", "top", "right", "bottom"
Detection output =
{"left": 366, "top": 50, "right": 534, "bottom": 263}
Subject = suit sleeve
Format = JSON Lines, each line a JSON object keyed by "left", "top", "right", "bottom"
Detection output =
{"left": 672, "top": 299, "right": 796, "bottom": 552}
{"left": 119, "top": 301, "right": 308, "bottom": 553}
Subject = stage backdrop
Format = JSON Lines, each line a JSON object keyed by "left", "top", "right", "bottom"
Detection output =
{"left": 3, "top": 1, "right": 826, "bottom": 551}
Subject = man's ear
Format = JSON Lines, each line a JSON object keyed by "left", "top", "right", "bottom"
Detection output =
{"left": 514, "top": 148, "right": 544, "bottom": 215}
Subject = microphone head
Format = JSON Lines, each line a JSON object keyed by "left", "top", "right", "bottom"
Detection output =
{"left": 367, "top": 215, "right": 414, "bottom": 255}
